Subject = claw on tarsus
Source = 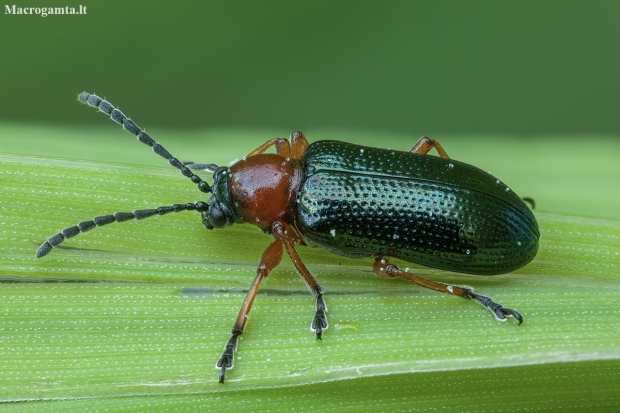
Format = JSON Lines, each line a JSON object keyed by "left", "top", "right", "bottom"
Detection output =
{"left": 216, "top": 332, "right": 239, "bottom": 383}
{"left": 464, "top": 291, "right": 523, "bottom": 325}
{"left": 217, "top": 355, "right": 232, "bottom": 384}
{"left": 311, "top": 294, "right": 328, "bottom": 339}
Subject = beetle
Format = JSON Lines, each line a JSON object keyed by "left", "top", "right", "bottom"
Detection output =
{"left": 37, "top": 92, "right": 539, "bottom": 383}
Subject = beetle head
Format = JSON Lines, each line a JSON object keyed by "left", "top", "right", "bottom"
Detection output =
{"left": 203, "top": 166, "right": 236, "bottom": 229}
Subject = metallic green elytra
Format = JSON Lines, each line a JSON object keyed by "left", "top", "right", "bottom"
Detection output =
{"left": 296, "top": 140, "right": 539, "bottom": 275}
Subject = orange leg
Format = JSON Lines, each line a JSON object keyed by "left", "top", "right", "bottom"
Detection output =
{"left": 217, "top": 220, "right": 327, "bottom": 383}
{"left": 288, "top": 131, "right": 310, "bottom": 159}
{"left": 216, "top": 238, "right": 283, "bottom": 383}
{"left": 373, "top": 256, "right": 522, "bottom": 324}
{"left": 186, "top": 132, "right": 309, "bottom": 172}
{"left": 248, "top": 138, "right": 291, "bottom": 157}
{"left": 248, "top": 131, "right": 310, "bottom": 160}
{"left": 273, "top": 221, "right": 327, "bottom": 338}
{"left": 410, "top": 136, "right": 450, "bottom": 159}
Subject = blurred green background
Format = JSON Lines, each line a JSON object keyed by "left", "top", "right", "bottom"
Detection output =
{"left": 1, "top": 1, "right": 619, "bottom": 134}
{"left": 1, "top": 1, "right": 620, "bottom": 220}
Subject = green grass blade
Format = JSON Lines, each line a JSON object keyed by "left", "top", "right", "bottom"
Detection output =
{"left": 1, "top": 126, "right": 619, "bottom": 411}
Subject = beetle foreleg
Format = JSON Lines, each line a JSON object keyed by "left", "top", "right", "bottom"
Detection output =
{"left": 272, "top": 221, "right": 327, "bottom": 339}
{"left": 410, "top": 136, "right": 450, "bottom": 159}
{"left": 216, "top": 238, "right": 283, "bottom": 383}
{"left": 373, "top": 257, "right": 522, "bottom": 325}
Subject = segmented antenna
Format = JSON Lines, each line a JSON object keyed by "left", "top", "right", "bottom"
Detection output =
{"left": 78, "top": 92, "right": 212, "bottom": 193}
{"left": 37, "top": 202, "right": 208, "bottom": 258}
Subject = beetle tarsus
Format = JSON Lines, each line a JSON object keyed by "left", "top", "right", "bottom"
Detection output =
{"left": 464, "top": 291, "right": 523, "bottom": 325}
{"left": 311, "top": 294, "right": 328, "bottom": 339}
{"left": 216, "top": 332, "right": 240, "bottom": 383}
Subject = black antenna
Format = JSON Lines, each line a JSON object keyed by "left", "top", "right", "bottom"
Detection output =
{"left": 36, "top": 93, "right": 215, "bottom": 258}
{"left": 37, "top": 202, "right": 208, "bottom": 258}
{"left": 78, "top": 92, "right": 212, "bottom": 194}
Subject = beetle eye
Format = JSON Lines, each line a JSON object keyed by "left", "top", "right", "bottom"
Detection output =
{"left": 208, "top": 202, "right": 232, "bottom": 228}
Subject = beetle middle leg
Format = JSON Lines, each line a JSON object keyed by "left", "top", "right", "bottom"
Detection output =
{"left": 273, "top": 221, "right": 328, "bottom": 339}
{"left": 373, "top": 256, "right": 523, "bottom": 324}
{"left": 410, "top": 136, "right": 450, "bottom": 159}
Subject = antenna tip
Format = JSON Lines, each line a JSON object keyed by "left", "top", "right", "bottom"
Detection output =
{"left": 36, "top": 242, "right": 53, "bottom": 258}
{"left": 78, "top": 92, "right": 90, "bottom": 104}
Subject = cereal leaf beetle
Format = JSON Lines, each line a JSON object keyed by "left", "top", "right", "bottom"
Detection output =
{"left": 37, "top": 93, "right": 539, "bottom": 383}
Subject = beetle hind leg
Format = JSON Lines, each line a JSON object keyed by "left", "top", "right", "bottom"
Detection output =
{"left": 373, "top": 257, "right": 522, "bottom": 325}
{"left": 410, "top": 136, "right": 450, "bottom": 159}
